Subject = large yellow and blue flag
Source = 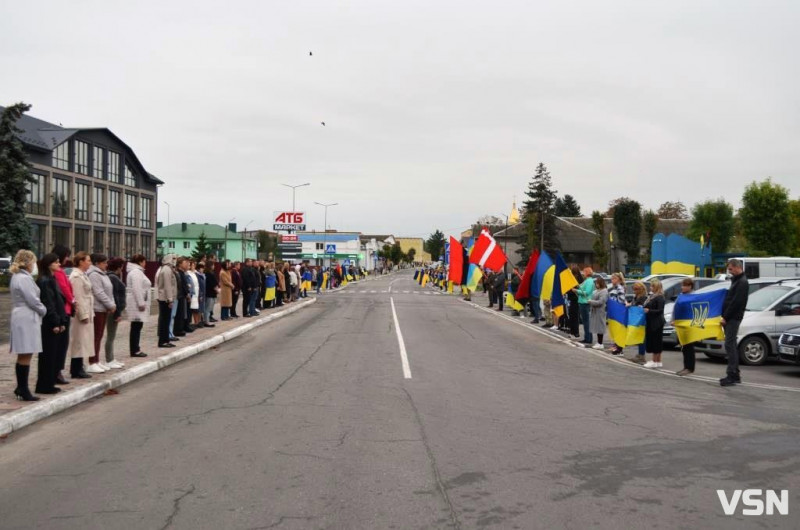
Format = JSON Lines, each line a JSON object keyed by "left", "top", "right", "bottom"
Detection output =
{"left": 531, "top": 251, "right": 554, "bottom": 299}
{"left": 626, "top": 306, "right": 646, "bottom": 346}
{"left": 607, "top": 298, "right": 629, "bottom": 347}
{"left": 465, "top": 263, "right": 483, "bottom": 292}
{"left": 264, "top": 274, "right": 277, "bottom": 302}
{"left": 673, "top": 289, "right": 726, "bottom": 345}
{"left": 551, "top": 253, "right": 579, "bottom": 318}
{"left": 505, "top": 292, "right": 525, "bottom": 312}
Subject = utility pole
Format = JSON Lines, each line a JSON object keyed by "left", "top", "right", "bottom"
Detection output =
{"left": 315, "top": 201, "right": 338, "bottom": 269}
{"left": 497, "top": 213, "right": 509, "bottom": 275}
{"left": 162, "top": 201, "right": 170, "bottom": 257}
{"left": 242, "top": 220, "right": 254, "bottom": 261}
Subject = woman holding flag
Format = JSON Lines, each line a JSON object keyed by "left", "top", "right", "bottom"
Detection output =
{"left": 586, "top": 277, "right": 609, "bottom": 350}
{"left": 608, "top": 273, "right": 627, "bottom": 355}
{"left": 628, "top": 282, "right": 648, "bottom": 364}
{"left": 674, "top": 278, "right": 696, "bottom": 376}
{"left": 643, "top": 279, "right": 666, "bottom": 368}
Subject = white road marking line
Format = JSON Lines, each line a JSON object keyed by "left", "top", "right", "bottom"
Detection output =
{"left": 463, "top": 300, "right": 800, "bottom": 394}
{"left": 360, "top": 290, "right": 367, "bottom": 293}
{"left": 370, "top": 290, "right": 377, "bottom": 293}
{"left": 390, "top": 297, "right": 412, "bottom": 379}
{"left": 403, "top": 290, "right": 410, "bottom": 293}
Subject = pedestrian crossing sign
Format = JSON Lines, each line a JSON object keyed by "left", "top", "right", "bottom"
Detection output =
{"left": 326, "top": 244, "right": 336, "bottom": 254}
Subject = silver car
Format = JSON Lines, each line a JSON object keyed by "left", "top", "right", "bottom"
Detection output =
{"left": 696, "top": 280, "right": 800, "bottom": 365}
{"left": 662, "top": 278, "right": 783, "bottom": 349}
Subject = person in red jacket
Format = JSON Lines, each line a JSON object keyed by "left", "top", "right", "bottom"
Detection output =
{"left": 51, "top": 245, "right": 75, "bottom": 385}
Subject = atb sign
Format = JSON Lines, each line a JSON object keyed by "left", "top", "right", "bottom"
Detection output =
{"left": 273, "top": 211, "right": 306, "bottom": 231}
{"left": 280, "top": 234, "right": 298, "bottom": 242}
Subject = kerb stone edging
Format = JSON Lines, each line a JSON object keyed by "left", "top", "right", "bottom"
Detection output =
{"left": 0, "top": 298, "right": 317, "bottom": 437}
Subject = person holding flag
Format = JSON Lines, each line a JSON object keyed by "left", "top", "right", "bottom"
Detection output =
{"left": 643, "top": 279, "right": 666, "bottom": 368}
{"left": 586, "top": 276, "right": 608, "bottom": 349}
{"left": 566, "top": 265, "right": 583, "bottom": 339}
{"left": 627, "top": 281, "right": 649, "bottom": 364}
{"left": 608, "top": 273, "right": 627, "bottom": 354}
{"left": 673, "top": 278, "right": 697, "bottom": 376}
{"left": 576, "top": 267, "right": 595, "bottom": 344}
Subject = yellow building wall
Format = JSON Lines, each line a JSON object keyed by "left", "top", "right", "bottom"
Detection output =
{"left": 396, "top": 238, "right": 432, "bottom": 262}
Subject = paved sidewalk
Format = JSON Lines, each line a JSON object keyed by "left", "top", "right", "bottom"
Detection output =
{"left": 0, "top": 295, "right": 318, "bottom": 419}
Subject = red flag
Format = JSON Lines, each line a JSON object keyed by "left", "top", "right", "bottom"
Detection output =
{"left": 515, "top": 250, "right": 540, "bottom": 301}
{"left": 448, "top": 237, "right": 464, "bottom": 285}
{"left": 468, "top": 227, "right": 508, "bottom": 271}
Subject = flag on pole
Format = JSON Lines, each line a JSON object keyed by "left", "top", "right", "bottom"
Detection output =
{"left": 556, "top": 253, "right": 579, "bottom": 294}
{"left": 468, "top": 228, "right": 508, "bottom": 272}
{"left": 515, "top": 250, "right": 540, "bottom": 302}
{"left": 465, "top": 263, "right": 483, "bottom": 292}
{"left": 531, "top": 251, "right": 554, "bottom": 300}
{"left": 448, "top": 237, "right": 465, "bottom": 285}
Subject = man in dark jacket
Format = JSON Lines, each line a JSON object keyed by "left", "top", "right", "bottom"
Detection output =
{"left": 231, "top": 262, "right": 241, "bottom": 318}
{"left": 493, "top": 270, "right": 506, "bottom": 311}
{"left": 241, "top": 259, "right": 258, "bottom": 317}
{"left": 720, "top": 259, "right": 749, "bottom": 386}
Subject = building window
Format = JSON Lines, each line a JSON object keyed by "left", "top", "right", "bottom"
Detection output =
{"left": 108, "top": 189, "right": 120, "bottom": 225}
{"left": 124, "top": 193, "right": 137, "bottom": 227}
{"left": 183, "top": 241, "right": 190, "bottom": 249}
{"left": 74, "top": 182, "right": 89, "bottom": 221}
{"left": 93, "top": 146, "right": 104, "bottom": 179}
{"left": 53, "top": 142, "right": 69, "bottom": 170}
{"left": 108, "top": 151, "right": 120, "bottom": 183}
{"left": 140, "top": 196, "right": 152, "bottom": 229}
{"left": 141, "top": 235, "right": 152, "bottom": 260}
{"left": 168, "top": 241, "right": 175, "bottom": 249}
{"left": 124, "top": 164, "right": 136, "bottom": 187}
{"left": 93, "top": 187, "right": 105, "bottom": 223}
{"left": 315, "top": 243, "right": 324, "bottom": 250}
{"left": 75, "top": 140, "right": 89, "bottom": 175}
{"left": 124, "top": 233, "right": 137, "bottom": 257}
{"left": 52, "top": 225, "right": 70, "bottom": 249}
{"left": 108, "top": 232, "right": 121, "bottom": 257}
{"left": 93, "top": 229, "right": 105, "bottom": 253}
{"left": 26, "top": 173, "right": 47, "bottom": 215}
{"left": 75, "top": 228, "right": 89, "bottom": 253}
{"left": 52, "top": 178, "right": 70, "bottom": 218}
{"left": 30, "top": 223, "right": 47, "bottom": 258}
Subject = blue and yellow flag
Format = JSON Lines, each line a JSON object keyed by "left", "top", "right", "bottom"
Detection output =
{"left": 673, "top": 289, "right": 726, "bottom": 345}
{"left": 607, "top": 298, "right": 629, "bottom": 347}
{"left": 264, "top": 274, "right": 277, "bottom": 302}
{"left": 531, "top": 251, "right": 554, "bottom": 299}
{"left": 505, "top": 292, "right": 525, "bottom": 312}
{"left": 626, "top": 306, "right": 646, "bottom": 346}
{"left": 551, "top": 253, "right": 578, "bottom": 318}
{"left": 414, "top": 270, "right": 420, "bottom": 281}
{"left": 465, "top": 263, "right": 483, "bottom": 292}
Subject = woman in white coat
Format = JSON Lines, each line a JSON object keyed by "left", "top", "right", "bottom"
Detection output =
{"left": 125, "top": 254, "right": 151, "bottom": 357}
{"left": 69, "top": 252, "right": 94, "bottom": 379}
{"left": 9, "top": 250, "right": 47, "bottom": 401}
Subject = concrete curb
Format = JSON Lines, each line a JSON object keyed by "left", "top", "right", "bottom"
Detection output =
{"left": 0, "top": 297, "right": 317, "bottom": 437}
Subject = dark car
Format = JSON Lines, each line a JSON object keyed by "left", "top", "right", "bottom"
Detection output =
{"left": 777, "top": 326, "right": 800, "bottom": 365}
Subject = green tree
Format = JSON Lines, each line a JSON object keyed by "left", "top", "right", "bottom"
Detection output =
{"left": 642, "top": 210, "right": 659, "bottom": 261}
{"left": 424, "top": 229, "right": 446, "bottom": 261}
{"left": 407, "top": 247, "right": 417, "bottom": 262}
{"left": 389, "top": 242, "right": 404, "bottom": 264}
{"left": 521, "top": 162, "right": 560, "bottom": 254}
{"left": 612, "top": 199, "right": 642, "bottom": 263}
{"left": 790, "top": 199, "right": 800, "bottom": 255}
{"left": 0, "top": 103, "right": 35, "bottom": 256}
{"left": 191, "top": 231, "right": 211, "bottom": 260}
{"left": 656, "top": 201, "right": 689, "bottom": 219}
{"left": 740, "top": 179, "right": 795, "bottom": 255}
{"left": 686, "top": 199, "right": 736, "bottom": 253}
{"left": 591, "top": 210, "right": 608, "bottom": 270}
{"left": 256, "top": 230, "right": 278, "bottom": 260}
{"left": 554, "top": 194, "right": 582, "bottom": 217}
{"left": 605, "top": 196, "right": 635, "bottom": 217}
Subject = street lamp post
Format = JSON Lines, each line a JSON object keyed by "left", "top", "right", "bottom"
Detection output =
{"left": 497, "top": 213, "right": 509, "bottom": 275}
{"left": 281, "top": 182, "right": 311, "bottom": 212}
{"left": 242, "top": 220, "right": 254, "bottom": 261}
{"left": 223, "top": 216, "right": 236, "bottom": 261}
{"left": 162, "top": 201, "right": 170, "bottom": 257}
{"left": 315, "top": 201, "right": 338, "bottom": 269}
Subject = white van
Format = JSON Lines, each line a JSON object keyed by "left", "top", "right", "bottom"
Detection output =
{"left": 732, "top": 257, "right": 800, "bottom": 280}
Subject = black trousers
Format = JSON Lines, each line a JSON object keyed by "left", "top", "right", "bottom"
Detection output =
{"left": 568, "top": 301, "right": 580, "bottom": 337}
{"left": 37, "top": 327, "right": 59, "bottom": 391}
{"left": 56, "top": 318, "right": 70, "bottom": 371}
{"left": 231, "top": 291, "right": 240, "bottom": 317}
{"left": 682, "top": 343, "right": 696, "bottom": 371}
{"left": 497, "top": 290, "right": 504, "bottom": 310}
{"left": 130, "top": 321, "right": 144, "bottom": 354}
{"left": 174, "top": 298, "right": 188, "bottom": 333}
{"left": 158, "top": 301, "right": 171, "bottom": 345}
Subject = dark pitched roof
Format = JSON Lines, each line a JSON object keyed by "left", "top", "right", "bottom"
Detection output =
{"left": 0, "top": 105, "right": 163, "bottom": 185}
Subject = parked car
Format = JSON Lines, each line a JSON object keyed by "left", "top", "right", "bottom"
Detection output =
{"left": 662, "top": 278, "right": 785, "bottom": 349}
{"left": 0, "top": 256, "right": 11, "bottom": 275}
{"left": 777, "top": 326, "right": 800, "bottom": 365}
{"left": 659, "top": 276, "right": 724, "bottom": 303}
{"left": 642, "top": 273, "right": 691, "bottom": 282}
{"left": 624, "top": 280, "right": 650, "bottom": 303}
{"left": 696, "top": 280, "right": 800, "bottom": 365}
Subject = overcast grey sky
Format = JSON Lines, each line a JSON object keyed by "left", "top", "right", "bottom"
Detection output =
{"left": 2, "top": 0, "right": 798, "bottom": 237}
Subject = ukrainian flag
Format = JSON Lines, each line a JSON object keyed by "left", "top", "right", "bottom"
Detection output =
{"left": 531, "top": 251, "right": 554, "bottom": 300}
{"left": 551, "top": 253, "right": 577, "bottom": 318}
{"left": 505, "top": 292, "right": 525, "bottom": 312}
{"left": 673, "top": 289, "right": 726, "bottom": 345}
{"left": 321, "top": 272, "right": 329, "bottom": 290}
{"left": 607, "top": 298, "right": 629, "bottom": 348}
{"left": 264, "top": 274, "right": 276, "bottom": 302}
{"left": 465, "top": 263, "right": 483, "bottom": 292}
{"left": 421, "top": 273, "right": 429, "bottom": 287}
{"left": 626, "top": 306, "right": 646, "bottom": 346}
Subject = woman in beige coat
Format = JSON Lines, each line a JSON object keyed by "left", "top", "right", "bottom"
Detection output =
{"left": 219, "top": 261, "right": 234, "bottom": 320}
{"left": 69, "top": 252, "right": 94, "bottom": 379}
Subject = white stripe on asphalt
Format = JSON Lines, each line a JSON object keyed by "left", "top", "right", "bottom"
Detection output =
{"left": 403, "top": 290, "right": 409, "bottom": 293}
{"left": 390, "top": 297, "right": 412, "bottom": 379}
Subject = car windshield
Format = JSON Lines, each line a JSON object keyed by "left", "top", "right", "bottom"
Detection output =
{"left": 746, "top": 286, "right": 793, "bottom": 311}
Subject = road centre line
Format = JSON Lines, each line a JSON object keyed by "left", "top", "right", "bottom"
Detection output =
{"left": 390, "top": 297, "right": 412, "bottom": 379}
{"left": 463, "top": 300, "right": 800, "bottom": 394}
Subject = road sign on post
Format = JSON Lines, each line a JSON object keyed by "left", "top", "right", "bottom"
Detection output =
{"left": 326, "top": 244, "right": 336, "bottom": 254}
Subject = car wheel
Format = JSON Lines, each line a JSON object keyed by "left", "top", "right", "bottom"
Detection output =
{"left": 739, "top": 336, "right": 769, "bottom": 366}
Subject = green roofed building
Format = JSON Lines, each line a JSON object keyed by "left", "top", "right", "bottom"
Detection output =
{"left": 157, "top": 222, "right": 257, "bottom": 261}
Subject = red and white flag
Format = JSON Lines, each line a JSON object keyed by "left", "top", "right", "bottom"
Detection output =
{"left": 468, "top": 228, "right": 508, "bottom": 271}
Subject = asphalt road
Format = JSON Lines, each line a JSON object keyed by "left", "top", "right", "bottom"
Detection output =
{"left": 1, "top": 271, "right": 799, "bottom": 529}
